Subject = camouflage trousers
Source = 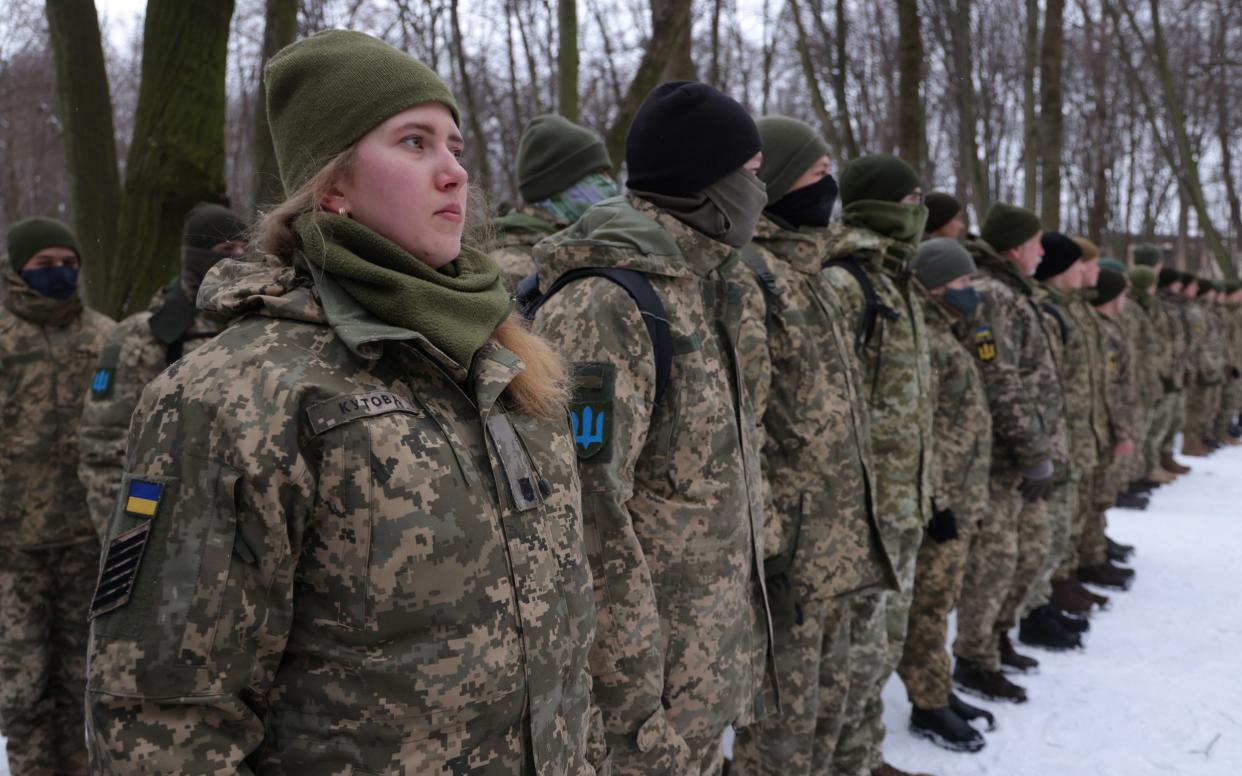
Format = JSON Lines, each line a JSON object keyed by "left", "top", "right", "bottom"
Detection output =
{"left": 0, "top": 539, "right": 97, "bottom": 776}
{"left": 1079, "top": 460, "right": 1119, "bottom": 567}
{"left": 1161, "top": 392, "right": 1187, "bottom": 459}
{"left": 896, "top": 507, "right": 982, "bottom": 709}
{"left": 824, "top": 590, "right": 884, "bottom": 776}
{"left": 1215, "top": 376, "right": 1242, "bottom": 433}
{"left": 1057, "top": 474, "right": 1096, "bottom": 578}
{"left": 1184, "top": 382, "right": 1223, "bottom": 441}
{"left": 1144, "top": 393, "right": 1180, "bottom": 474}
{"left": 832, "top": 524, "right": 922, "bottom": 776}
{"left": 995, "top": 486, "right": 1052, "bottom": 635}
{"left": 731, "top": 598, "right": 851, "bottom": 775}
{"left": 1023, "top": 478, "right": 1079, "bottom": 614}
{"left": 953, "top": 474, "right": 1021, "bottom": 671}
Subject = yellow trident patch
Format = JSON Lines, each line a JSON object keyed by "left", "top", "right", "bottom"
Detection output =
{"left": 975, "top": 325, "right": 998, "bottom": 362}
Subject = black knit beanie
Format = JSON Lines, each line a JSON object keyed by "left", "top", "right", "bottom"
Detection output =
{"left": 1157, "top": 267, "right": 1181, "bottom": 288}
{"left": 625, "top": 81, "right": 761, "bottom": 196}
{"left": 1093, "top": 268, "right": 1128, "bottom": 305}
{"left": 924, "top": 192, "right": 964, "bottom": 233}
{"left": 838, "top": 154, "right": 920, "bottom": 205}
{"left": 981, "top": 204, "right": 1042, "bottom": 253}
{"left": 1034, "top": 231, "right": 1083, "bottom": 281}
{"left": 517, "top": 114, "right": 611, "bottom": 203}
{"left": 182, "top": 203, "right": 247, "bottom": 250}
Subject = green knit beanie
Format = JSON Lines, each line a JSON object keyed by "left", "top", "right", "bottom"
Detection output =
{"left": 264, "top": 30, "right": 461, "bottom": 195}
{"left": 5, "top": 217, "right": 81, "bottom": 269}
{"left": 913, "top": 237, "right": 976, "bottom": 289}
{"left": 182, "top": 203, "right": 247, "bottom": 250}
{"left": 838, "top": 154, "right": 920, "bottom": 205}
{"left": 756, "top": 116, "right": 831, "bottom": 203}
{"left": 981, "top": 204, "right": 1041, "bottom": 253}
{"left": 516, "top": 114, "right": 611, "bottom": 203}
{"left": 924, "top": 192, "right": 964, "bottom": 233}
{"left": 1132, "top": 243, "right": 1162, "bottom": 266}
{"left": 1100, "top": 257, "right": 1127, "bottom": 274}
{"left": 1128, "top": 265, "right": 1157, "bottom": 294}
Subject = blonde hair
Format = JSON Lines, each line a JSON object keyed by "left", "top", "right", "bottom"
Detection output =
{"left": 252, "top": 146, "right": 569, "bottom": 420}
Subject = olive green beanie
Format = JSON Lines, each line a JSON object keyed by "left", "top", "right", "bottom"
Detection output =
{"left": 756, "top": 116, "right": 831, "bottom": 203}
{"left": 264, "top": 30, "right": 461, "bottom": 195}
{"left": 924, "top": 192, "right": 964, "bottom": 233}
{"left": 981, "top": 204, "right": 1041, "bottom": 253}
{"left": 1133, "top": 243, "right": 1163, "bottom": 266}
{"left": 5, "top": 217, "right": 81, "bottom": 269}
{"left": 516, "top": 114, "right": 611, "bottom": 203}
{"left": 1072, "top": 235, "right": 1100, "bottom": 260}
{"left": 913, "top": 237, "right": 976, "bottom": 289}
{"left": 1128, "top": 265, "right": 1157, "bottom": 294}
{"left": 839, "top": 153, "right": 920, "bottom": 205}
{"left": 182, "top": 203, "right": 247, "bottom": 250}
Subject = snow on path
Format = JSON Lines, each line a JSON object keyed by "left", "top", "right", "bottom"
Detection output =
{"left": 881, "top": 442, "right": 1242, "bottom": 776}
{"left": 3, "top": 446, "right": 1240, "bottom": 776}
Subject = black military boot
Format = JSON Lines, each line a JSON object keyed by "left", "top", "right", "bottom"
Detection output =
{"left": 1052, "top": 577, "right": 1093, "bottom": 614}
{"left": 1114, "top": 491, "right": 1149, "bottom": 510}
{"left": 910, "top": 705, "right": 986, "bottom": 753}
{"left": 999, "top": 632, "right": 1040, "bottom": 672}
{"left": 950, "top": 691, "right": 997, "bottom": 731}
{"left": 953, "top": 658, "right": 1028, "bottom": 704}
{"left": 1052, "top": 607, "right": 1090, "bottom": 634}
{"left": 1079, "top": 562, "right": 1133, "bottom": 590}
{"left": 1019, "top": 606, "right": 1084, "bottom": 651}
{"left": 1107, "top": 537, "right": 1135, "bottom": 564}
{"left": 1127, "top": 479, "right": 1158, "bottom": 493}
{"left": 1074, "top": 578, "right": 1111, "bottom": 609}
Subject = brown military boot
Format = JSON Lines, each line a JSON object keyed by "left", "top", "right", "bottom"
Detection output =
{"left": 1161, "top": 453, "right": 1191, "bottom": 474}
{"left": 871, "top": 762, "right": 936, "bottom": 776}
{"left": 1052, "top": 577, "right": 1093, "bottom": 614}
{"left": 1146, "top": 467, "right": 1177, "bottom": 484}
{"left": 1181, "top": 437, "right": 1212, "bottom": 457}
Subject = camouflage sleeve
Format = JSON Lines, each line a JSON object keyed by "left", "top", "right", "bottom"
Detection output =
{"left": 974, "top": 286, "right": 1050, "bottom": 470}
{"left": 532, "top": 278, "right": 692, "bottom": 769}
{"left": 927, "top": 326, "right": 948, "bottom": 510}
{"left": 86, "top": 377, "right": 308, "bottom": 774}
{"left": 78, "top": 317, "right": 164, "bottom": 538}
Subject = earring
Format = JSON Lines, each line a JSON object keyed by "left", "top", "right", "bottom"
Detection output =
{"left": 338, "top": 207, "right": 348, "bottom": 216}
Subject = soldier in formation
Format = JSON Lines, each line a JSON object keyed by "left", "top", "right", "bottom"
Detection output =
{"left": 4, "top": 24, "right": 1242, "bottom": 776}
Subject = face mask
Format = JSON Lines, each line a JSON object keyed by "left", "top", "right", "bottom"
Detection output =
{"left": 942, "top": 286, "right": 979, "bottom": 316}
{"left": 701, "top": 167, "right": 769, "bottom": 247}
{"left": 537, "top": 173, "right": 620, "bottom": 223}
{"left": 767, "top": 173, "right": 838, "bottom": 229}
{"left": 842, "top": 201, "right": 929, "bottom": 245}
{"left": 20, "top": 265, "right": 79, "bottom": 300}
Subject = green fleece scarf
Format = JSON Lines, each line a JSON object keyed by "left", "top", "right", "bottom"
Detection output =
{"left": 842, "top": 199, "right": 929, "bottom": 245}
{"left": 295, "top": 213, "right": 510, "bottom": 368}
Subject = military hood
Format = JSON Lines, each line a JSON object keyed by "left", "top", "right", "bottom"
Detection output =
{"left": 533, "top": 194, "right": 733, "bottom": 284}
{"left": 0, "top": 256, "right": 83, "bottom": 327}
{"left": 965, "top": 237, "right": 1034, "bottom": 297}
{"left": 822, "top": 221, "right": 914, "bottom": 280}
{"left": 751, "top": 214, "right": 828, "bottom": 276}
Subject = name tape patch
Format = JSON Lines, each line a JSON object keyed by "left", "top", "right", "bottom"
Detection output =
{"left": 306, "top": 391, "right": 423, "bottom": 435}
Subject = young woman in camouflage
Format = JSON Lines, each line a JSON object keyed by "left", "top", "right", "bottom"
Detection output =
{"left": 86, "top": 30, "right": 605, "bottom": 775}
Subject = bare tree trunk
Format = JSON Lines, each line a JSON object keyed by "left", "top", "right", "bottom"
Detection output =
{"left": 1038, "top": 0, "right": 1065, "bottom": 227}
{"left": 661, "top": 0, "right": 697, "bottom": 81}
{"left": 788, "top": 0, "right": 845, "bottom": 156}
{"left": 557, "top": 0, "right": 579, "bottom": 121}
{"left": 505, "top": 2, "right": 525, "bottom": 133}
{"left": 896, "top": 0, "right": 926, "bottom": 175}
{"left": 1021, "top": 0, "right": 1040, "bottom": 211}
{"left": 830, "top": 0, "right": 860, "bottom": 158}
{"left": 112, "top": 0, "right": 235, "bottom": 320}
{"left": 45, "top": 0, "right": 122, "bottom": 308}
{"left": 251, "top": 0, "right": 298, "bottom": 215}
{"left": 1213, "top": 0, "right": 1242, "bottom": 256}
{"left": 603, "top": 0, "right": 694, "bottom": 173}
{"left": 760, "top": 0, "right": 776, "bottom": 114}
{"left": 589, "top": 0, "right": 624, "bottom": 107}
{"left": 450, "top": 0, "right": 493, "bottom": 197}
{"left": 709, "top": 0, "right": 724, "bottom": 86}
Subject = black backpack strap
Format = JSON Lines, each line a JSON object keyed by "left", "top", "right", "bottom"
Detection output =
{"left": 822, "top": 256, "right": 900, "bottom": 350}
{"left": 525, "top": 268, "right": 673, "bottom": 407}
{"left": 740, "top": 244, "right": 781, "bottom": 328}
{"left": 1040, "top": 302, "right": 1069, "bottom": 346}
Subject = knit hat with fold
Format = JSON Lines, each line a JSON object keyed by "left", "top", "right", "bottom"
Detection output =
{"left": 517, "top": 114, "right": 611, "bottom": 203}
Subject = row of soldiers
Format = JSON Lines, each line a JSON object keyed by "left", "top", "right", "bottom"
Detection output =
{"left": 1, "top": 29, "right": 1240, "bottom": 776}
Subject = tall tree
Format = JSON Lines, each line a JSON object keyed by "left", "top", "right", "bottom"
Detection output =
{"left": 251, "top": 0, "right": 299, "bottom": 214}
{"left": 44, "top": 0, "right": 122, "bottom": 306}
{"left": 111, "top": 0, "right": 235, "bottom": 319}
{"left": 557, "top": 0, "right": 579, "bottom": 121}
{"left": 1021, "top": 0, "right": 1040, "bottom": 210}
{"left": 603, "top": 0, "right": 693, "bottom": 172}
{"left": 661, "top": 0, "right": 696, "bottom": 81}
{"left": 449, "top": 0, "right": 493, "bottom": 196}
{"left": 896, "top": 0, "right": 926, "bottom": 175}
{"left": 1038, "top": 0, "right": 1066, "bottom": 227}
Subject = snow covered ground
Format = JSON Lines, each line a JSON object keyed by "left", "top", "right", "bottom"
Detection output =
{"left": 3, "top": 444, "right": 1240, "bottom": 775}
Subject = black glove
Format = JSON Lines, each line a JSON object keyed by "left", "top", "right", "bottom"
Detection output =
{"left": 928, "top": 505, "right": 959, "bottom": 543}
{"left": 1019, "top": 459, "right": 1054, "bottom": 501}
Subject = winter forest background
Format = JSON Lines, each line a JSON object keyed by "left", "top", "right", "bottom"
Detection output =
{"left": 0, "top": 0, "right": 1239, "bottom": 321}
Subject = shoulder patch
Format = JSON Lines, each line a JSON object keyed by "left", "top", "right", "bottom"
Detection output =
{"left": 91, "top": 343, "right": 122, "bottom": 400}
{"left": 89, "top": 521, "right": 152, "bottom": 618}
{"left": 975, "top": 325, "right": 998, "bottom": 362}
{"left": 125, "top": 479, "right": 164, "bottom": 518}
{"left": 306, "top": 390, "right": 424, "bottom": 435}
{"left": 570, "top": 361, "right": 615, "bottom": 461}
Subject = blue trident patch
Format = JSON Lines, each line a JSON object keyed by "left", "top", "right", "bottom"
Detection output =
{"left": 90, "top": 367, "right": 113, "bottom": 399}
{"left": 570, "top": 402, "right": 610, "bottom": 460}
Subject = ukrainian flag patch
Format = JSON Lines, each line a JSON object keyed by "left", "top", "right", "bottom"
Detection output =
{"left": 125, "top": 480, "right": 163, "bottom": 518}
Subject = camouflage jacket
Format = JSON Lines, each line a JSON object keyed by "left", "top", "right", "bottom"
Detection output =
{"left": 1036, "top": 283, "right": 1102, "bottom": 472}
{"left": 745, "top": 217, "right": 895, "bottom": 607}
{"left": 1133, "top": 292, "right": 1176, "bottom": 391}
{"left": 531, "top": 195, "right": 772, "bottom": 771}
{"left": 964, "top": 239, "right": 1064, "bottom": 475}
{"left": 1098, "top": 312, "right": 1139, "bottom": 444}
{"left": 86, "top": 256, "right": 603, "bottom": 775}
{"left": 923, "top": 296, "right": 993, "bottom": 519}
{"left": 1157, "top": 292, "right": 1191, "bottom": 390}
{"left": 822, "top": 224, "right": 934, "bottom": 537}
{"left": 1123, "top": 299, "right": 1161, "bottom": 428}
{"left": 1183, "top": 299, "right": 1224, "bottom": 386}
{"left": 489, "top": 205, "right": 566, "bottom": 289}
{"left": 78, "top": 281, "right": 227, "bottom": 537}
{"left": 0, "top": 259, "right": 114, "bottom": 548}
